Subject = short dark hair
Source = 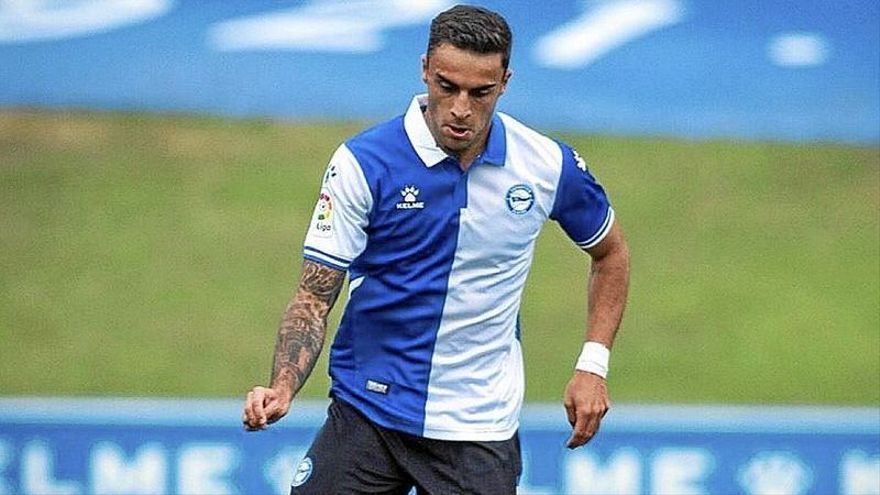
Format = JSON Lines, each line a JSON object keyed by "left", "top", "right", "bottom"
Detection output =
{"left": 427, "top": 4, "right": 512, "bottom": 69}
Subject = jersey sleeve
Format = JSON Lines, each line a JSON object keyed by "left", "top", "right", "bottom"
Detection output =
{"left": 302, "top": 144, "right": 372, "bottom": 271}
{"left": 549, "top": 142, "right": 615, "bottom": 251}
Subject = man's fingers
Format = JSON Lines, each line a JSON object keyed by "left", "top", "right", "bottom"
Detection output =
{"left": 243, "top": 391, "right": 256, "bottom": 424}
{"left": 564, "top": 399, "right": 577, "bottom": 427}
{"left": 566, "top": 401, "right": 609, "bottom": 449}
{"left": 566, "top": 408, "right": 589, "bottom": 449}
{"left": 252, "top": 387, "right": 267, "bottom": 425}
{"left": 242, "top": 387, "right": 274, "bottom": 431}
{"left": 583, "top": 408, "right": 602, "bottom": 443}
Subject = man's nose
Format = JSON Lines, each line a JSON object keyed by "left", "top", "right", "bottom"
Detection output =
{"left": 450, "top": 91, "right": 472, "bottom": 119}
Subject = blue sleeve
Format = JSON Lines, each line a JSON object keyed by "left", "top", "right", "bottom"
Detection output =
{"left": 549, "top": 142, "right": 615, "bottom": 251}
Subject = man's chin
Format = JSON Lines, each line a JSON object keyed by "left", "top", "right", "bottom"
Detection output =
{"left": 438, "top": 137, "right": 471, "bottom": 154}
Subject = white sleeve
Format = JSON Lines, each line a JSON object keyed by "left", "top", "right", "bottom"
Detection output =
{"left": 302, "top": 144, "right": 372, "bottom": 271}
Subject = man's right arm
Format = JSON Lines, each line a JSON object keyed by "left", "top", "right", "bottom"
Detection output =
{"left": 242, "top": 259, "right": 345, "bottom": 431}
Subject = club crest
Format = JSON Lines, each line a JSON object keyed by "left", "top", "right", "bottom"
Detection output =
{"left": 506, "top": 184, "right": 534, "bottom": 215}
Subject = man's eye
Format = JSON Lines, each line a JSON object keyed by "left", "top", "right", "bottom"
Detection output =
{"left": 468, "top": 89, "right": 491, "bottom": 99}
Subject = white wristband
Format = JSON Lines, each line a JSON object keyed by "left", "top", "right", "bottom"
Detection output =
{"left": 575, "top": 342, "right": 610, "bottom": 379}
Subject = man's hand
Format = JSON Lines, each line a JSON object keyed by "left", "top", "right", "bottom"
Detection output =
{"left": 242, "top": 385, "right": 291, "bottom": 431}
{"left": 563, "top": 370, "right": 611, "bottom": 448}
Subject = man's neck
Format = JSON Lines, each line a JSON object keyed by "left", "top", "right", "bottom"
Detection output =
{"left": 422, "top": 107, "right": 487, "bottom": 171}
{"left": 454, "top": 141, "right": 484, "bottom": 171}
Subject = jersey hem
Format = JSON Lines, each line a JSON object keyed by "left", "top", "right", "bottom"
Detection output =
{"left": 420, "top": 423, "right": 520, "bottom": 442}
{"left": 331, "top": 389, "right": 520, "bottom": 442}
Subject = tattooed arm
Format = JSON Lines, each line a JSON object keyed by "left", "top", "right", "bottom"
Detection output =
{"left": 242, "top": 259, "right": 345, "bottom": 431}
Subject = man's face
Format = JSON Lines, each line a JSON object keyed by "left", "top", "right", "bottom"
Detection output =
{"left": 421, "top": 43, "right": 511, "bottom": 162}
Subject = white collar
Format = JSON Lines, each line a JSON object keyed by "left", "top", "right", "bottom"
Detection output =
{"left": 403, "top": 94, "right": 448, "bottom": 167}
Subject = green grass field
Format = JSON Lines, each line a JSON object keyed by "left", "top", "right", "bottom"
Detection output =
{"left": 1, "top": 109, "right": 878, "bottom": 405}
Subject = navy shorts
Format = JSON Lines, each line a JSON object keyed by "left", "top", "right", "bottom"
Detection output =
{"left": 289, "top": 398, "right": 521, "bottom": 495}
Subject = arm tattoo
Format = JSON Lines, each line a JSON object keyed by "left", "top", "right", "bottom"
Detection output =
{"left": 270, "top": 260, "right": 345, "bottom": 399}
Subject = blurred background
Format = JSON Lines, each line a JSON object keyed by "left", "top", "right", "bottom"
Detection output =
{"left": 1, "top": 1, "right": 878, "bottom": 494}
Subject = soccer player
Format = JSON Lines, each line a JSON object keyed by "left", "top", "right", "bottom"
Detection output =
{"left": 242, "top": 4, "right": 630, "bottom": 494}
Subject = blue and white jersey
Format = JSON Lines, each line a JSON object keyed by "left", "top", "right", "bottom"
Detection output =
{"left": 303, "top": 95, "right": 614, "bottom": 441}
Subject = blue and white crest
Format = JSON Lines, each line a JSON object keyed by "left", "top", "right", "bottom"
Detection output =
{"left": 506, "top": 184, "right": 535, "bottom": 215}
{"left": 291, "top": 456, "right": 313, "bottom": 488}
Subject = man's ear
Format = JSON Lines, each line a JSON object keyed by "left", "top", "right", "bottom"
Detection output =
{"left": 421, "top": 54, "right": 429, "bottom": 84}
{"left": 500, "top": 68, "right": 513, "bottom": 94}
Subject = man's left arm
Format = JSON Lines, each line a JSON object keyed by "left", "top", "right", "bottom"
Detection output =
{"left": 564, "top": 220, "right": 630, "bottom": 449}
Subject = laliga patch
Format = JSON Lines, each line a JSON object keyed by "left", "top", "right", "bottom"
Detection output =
{"left": 506, "top": 184, "right": 535, "bottom": 215}
{"left": 311, "top": 191, "right": 333, "bottom": 238}
{"left": 291, "top": 456, "right": 313, "bottom": 487}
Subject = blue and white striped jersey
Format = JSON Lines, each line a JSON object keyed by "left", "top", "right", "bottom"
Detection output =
{"left": 303, "top": 95, "right": 614, "bottom": 441}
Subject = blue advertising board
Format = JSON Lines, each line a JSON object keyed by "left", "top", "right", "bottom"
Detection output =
{"left": 0, "top": 0, "right": 878, "bottom": 144}
{"left": 0, "top": 398, "right": 877, "bottom": 494}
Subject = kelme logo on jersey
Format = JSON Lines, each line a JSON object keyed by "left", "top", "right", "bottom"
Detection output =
{"left": 312, "top": 191, "right": 333, "bottom": 237}
{"left": 322, "top": 164, "right": 337, "bottom": 184}
{"left": 573, "top": 149, "right": 588, "bottom": 172}
{"left": 396, "top": 185, "right": 424, "bottom": 209}
{"left": 506, "top": 184, "right": 534, "bottom": 215}
{"left": 291, "top": 457, "right": 313, "bottom": 487}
